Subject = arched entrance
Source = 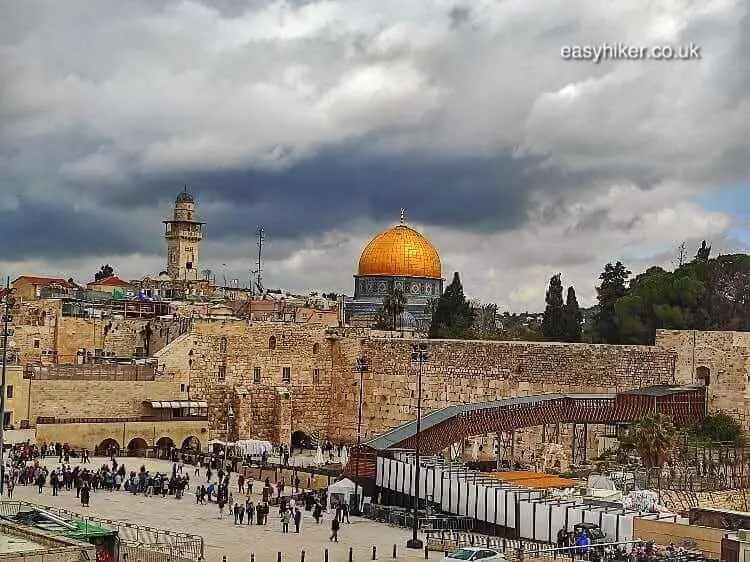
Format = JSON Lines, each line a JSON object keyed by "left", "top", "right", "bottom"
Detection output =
{"left": 291, "top": 430, "right": 313, "bottom": 452}
{"left": 181, "top": 436, "right": 201, "bottom": 452}
{"left": 97, "top": 438, "right": 120, "bottom": 457}
{"left": 127, "top": 438, "right": 148, "bottom": 456}
{"left": 155, "top": 437, "right": 175, "bottom": 460}
{"left": 696, "top": 366, "right": 710, "bottom": 387}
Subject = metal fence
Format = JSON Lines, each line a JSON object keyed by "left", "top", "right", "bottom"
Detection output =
{"left": 363, "top": 504, "right": 475, "bottom": 532}
{"left": 0, "top": 547, "right": 94, "bottom": 562}
{"left": 0, "top": 501, "right": 204, "bottom": 561}
{"left": 118, "top": 543, "right": 196, "bottom": 562}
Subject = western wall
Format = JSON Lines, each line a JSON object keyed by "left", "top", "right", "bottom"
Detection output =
{"left": 151, "top": 321, "right": 750, "bottom": 462}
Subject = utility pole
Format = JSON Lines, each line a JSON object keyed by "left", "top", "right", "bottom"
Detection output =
{"left": 354, "top": 357, "right": 368, "bottom": 512}
{"left": 255, "top": 226, "right": 265, "bottom": 295}
{"left": 406, "top": 342, "right": 428, "bottom": 550}
{"left": 0, "top": 276, "right": 14, "bottom": 496}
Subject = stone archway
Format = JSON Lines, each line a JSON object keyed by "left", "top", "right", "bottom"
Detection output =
{"left": 97, "top": 438, "right": 120, "bottom": 457}
{"left": 697, "top": 366, "right": 710, "bottom": 387}
{"left": 155, "top": 436, "right": 175, "bottom": 460}
{"left": 291, "top": 430, "right": 314, "bottom": 452}
{"left": 127, "top": 438, "right": 148, "bottom": 456}
{"left": 181, "top": 436, "right": 201, "bottom": 452}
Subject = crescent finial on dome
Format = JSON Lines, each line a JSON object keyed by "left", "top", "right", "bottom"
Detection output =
{"left": 400, "top": 208, "right": 406, "bottom": 224}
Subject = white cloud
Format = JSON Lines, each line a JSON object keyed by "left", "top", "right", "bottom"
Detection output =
{"left": 0, "top": 0, "right": 748, "bottom": 308}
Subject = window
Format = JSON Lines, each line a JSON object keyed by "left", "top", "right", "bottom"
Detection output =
{"left": 218, "top": 364, "right": 226, "bottom": 381}
{"left": 33, "top": 339, "right": 40, "bottom": 349}
{"left": 269, "top": 336, "right": 276, "bottom": 350}
{"left": 312, "top": 343, "right": 320, "bottom": 355}
{"left": 2, "top": 412, "right": 10, "bottom": 428}
{"left": 6, "top": 386, "right": 12, "bottom": 399}
{"left": 180, "top": 383, "right": 186, "bottom": 392}
{"left": 253, "top": 367, "right": 261, "bottom": 384}
{"left": 220, "top": 337, "right": 228, "bottom": 354}
{"left": 313, "top": 368, "right": 321, "bottom": 383}
{"left": 282, "top": 367, "right": 291, "bottom": 383}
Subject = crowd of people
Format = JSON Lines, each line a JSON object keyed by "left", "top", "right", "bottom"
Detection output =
{"left": 4, "top": 441, "right": 355, "bottom": 546}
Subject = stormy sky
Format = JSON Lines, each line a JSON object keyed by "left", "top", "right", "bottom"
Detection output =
{"left": 1, "top": 0, "right": 748, "bottom": 310}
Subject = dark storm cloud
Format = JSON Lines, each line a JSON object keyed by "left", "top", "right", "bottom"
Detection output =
{"left": 81, "top": 146, "right": 596, "bottom": 247}
{"left": 0, "top": 199, "right": 144, "bottom": 260}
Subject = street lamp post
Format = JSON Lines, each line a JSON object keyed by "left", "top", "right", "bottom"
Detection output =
{"left": 0, "top": 277, "right": 14, "bottom": 497}
{"left": 354, "top": 356, "right": 368, "bottom": 511}
{"left": 406, "top": 342, "right": 428, "bottom": 550}
{"left": 224, "top": 404, "right": 235, "bottom": 470}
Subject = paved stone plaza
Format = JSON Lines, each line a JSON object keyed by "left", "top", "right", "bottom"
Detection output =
{"left": 7, "top": 457, "right": 430, "bottom": 562}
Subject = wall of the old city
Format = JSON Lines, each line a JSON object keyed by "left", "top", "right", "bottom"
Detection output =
{"left": 656, "top": 329, "right": 750, "bottom": 429}
{"left": 156, "top": 323, "right": 680, "bottom": 455}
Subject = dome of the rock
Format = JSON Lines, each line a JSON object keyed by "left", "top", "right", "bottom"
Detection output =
{"left": 357, "top": 224, "right": 441, "bottom": 279}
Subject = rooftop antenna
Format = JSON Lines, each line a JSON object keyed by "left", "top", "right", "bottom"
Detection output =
{"left": 254, "top": 226, "right": 265, "bottom": 295}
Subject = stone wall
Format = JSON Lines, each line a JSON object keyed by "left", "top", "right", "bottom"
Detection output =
{"left": 27, "top": 379, "right": 188, "bottom": 419}
{"left": 156, "top": 323, "right": 679, "bottom": 451}
{"left": 656, "top": 329, "right": 750, "bottom": 429}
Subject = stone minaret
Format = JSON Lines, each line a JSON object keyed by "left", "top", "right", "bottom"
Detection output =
{"left": 163, "top": 189, "right": 204, "bottom": 281}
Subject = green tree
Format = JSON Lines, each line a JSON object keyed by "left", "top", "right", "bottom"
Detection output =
{"left": 629, "top": 413, "right": 676, "bottom": 468}
{"left": 561, "top": 286, "right": 583, "bottom": 342}
{"left": 593, "top": 261, "right": 631, "bottom": 343}
{"left": 94, "top": 264, "right": 114, "bottom": 281}
{"left": 472, "top": 302, "right": 500, "bottom": 340}
{"left": 429, "top": 272, "right": 474, "bottom": 339}
{"left": 541, "top": 274, "right": 564, "bottom": 340}
{"left": 691, "top": 412, "right": 745, "bottom": 445}
{"left": 374, "top": 281, "right": 406, "bottom": 329}
{"left": 695, "top": 240, "right": 711, "bottom": 263}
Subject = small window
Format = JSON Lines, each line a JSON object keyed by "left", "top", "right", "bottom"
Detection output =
{"left": 180, "top": 383, "right": 186, "bottom": 392}
{"left": 33, "top": 339, "right": 40, "bottom": 349}
{"left": 253, "top": 367, "right": 261, "bottom": 383}
{"left": 2, "top": 412, "right": 10, "bottom": 427}
{"left": 220, "top": 337, "right": 228, "bottom": 354}
{"left": 269, "top": 336, "right": 276, "bottom": 350}
{"left": 313, "top": 368, "right": 321, "bottom": 383}
{"left": 312, "top": 343, "right": 320, "bottom": 355}
{"left": 218, "top": 364, "right": 226, "bottom": 381}
{"left": 6, "top": 386, "right": 13, "bottom": 399}
{"left": 282, "top": 367, "right": 291, "bottom": 383}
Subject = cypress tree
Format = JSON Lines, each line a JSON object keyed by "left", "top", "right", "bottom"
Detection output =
{"left": 541, "top": 273, "right": 564, "bottom": 340}
{"left": 561, "top": 286, "right": 583, "bottom": 342}
{"left": 593, "top": 261, "right": 631, "bottom": 343}
{"left": 429, "top": 272, "right": 474, "bottom": 339}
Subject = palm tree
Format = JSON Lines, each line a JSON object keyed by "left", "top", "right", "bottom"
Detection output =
{"left": 629, "top": 413, "right": 676, "bottom": 468}
{"left": 382, "top": 281, "right": 407, "bottom": 329}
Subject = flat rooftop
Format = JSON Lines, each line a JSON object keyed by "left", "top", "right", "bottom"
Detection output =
{"left": 0, "top": 533, "right": 45, "bottom": 554}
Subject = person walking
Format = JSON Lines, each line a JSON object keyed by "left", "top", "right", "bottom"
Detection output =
{"left": 281, "top": 509, "right": 291, "bottom": 533}
{"left": 293, "top": 507, "right": 302, "bottom": 533}
{"left": 245, "top": 498, "right": 254, "bottom": 525}
{"left": 80, "top": 483, "right": 90, "bottom": 507}
{"left": 313, "top": 502, "right": 322, "bottom": 524}
{"left": 342, "top": 503, "right": 350, "bottom": 523}
{"left": 329, "top": 516, "right": 340, "bottom": 542}
{"left": 238, "top": 474, "right": 245, "bottom": 494}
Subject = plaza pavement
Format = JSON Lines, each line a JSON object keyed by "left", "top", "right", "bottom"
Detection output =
{"left": 7, "top": 456, "right": 435, "bottom": 562}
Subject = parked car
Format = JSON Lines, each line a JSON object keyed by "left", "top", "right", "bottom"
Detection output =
{"left": 442, "top": 547, "right": 505, "bottom": 562}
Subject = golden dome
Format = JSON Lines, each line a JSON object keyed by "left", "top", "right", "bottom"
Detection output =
{"left": 358, "top": 224, "right": 442, "bottom": 279}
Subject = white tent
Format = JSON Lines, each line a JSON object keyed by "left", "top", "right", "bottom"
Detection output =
{"left": 235, "top": 440, "right": 273, "bottom": 456}
{"left": 328, "top": 478, "right": 357, "bottom": 510}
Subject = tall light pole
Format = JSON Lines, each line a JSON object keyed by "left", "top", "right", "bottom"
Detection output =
{"left": 224, "top": 404, "right": 235, "bottom": 470}
{"left": 0, "top": 277, "right": 15, "bottom": 496}
{"left": 406, "top": 342, "right": 428, "bottom": 550}
{"left": 354, "top": 356, "right": 368, "bottom": 511}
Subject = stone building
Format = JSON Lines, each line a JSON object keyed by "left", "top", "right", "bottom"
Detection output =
{"left": 345, "top": 212, "right": 443, "bottom": 330}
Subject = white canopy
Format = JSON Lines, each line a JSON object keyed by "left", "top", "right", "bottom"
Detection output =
{"left": 328, "top": 478, "right": 357, "bottom": 494}
{"left": 235, "top": 440, "right": 273, "bottom": 456}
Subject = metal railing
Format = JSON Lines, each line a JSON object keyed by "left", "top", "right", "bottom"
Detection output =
{"left": 25, "top": 361, "right": 157, "bottom": 381}
{"left": 0, "top": 501, "right": 204, "bottom": 561}
{"left": 35, "top": 416, "right": 207, "bottom": 425}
